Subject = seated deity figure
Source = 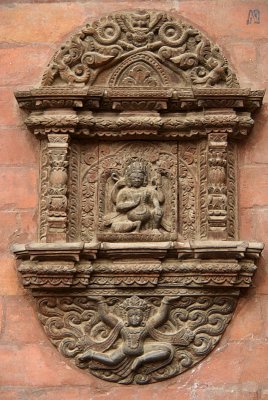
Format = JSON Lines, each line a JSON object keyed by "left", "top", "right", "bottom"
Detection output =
{"left": 78, "top": 295, "right": 194, "bottom": 376}
{"left": 103, "top": 159, "right": 165, "bottom": 233}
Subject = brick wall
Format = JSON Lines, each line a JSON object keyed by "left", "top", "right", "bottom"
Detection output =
{"left": 0, "top": 1, "right": 267, "bottom": 399}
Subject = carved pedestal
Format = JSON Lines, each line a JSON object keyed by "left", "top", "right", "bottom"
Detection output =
{"left": 13, "top": 10, "right": 264, "bottom": 384}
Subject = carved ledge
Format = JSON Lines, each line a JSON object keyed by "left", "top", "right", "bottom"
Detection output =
{"left": 22, "top": 109, "right": 256, "bottom": 139}
{"left": 16, "top": 87, "right": 264, "bottom": 112}
{"left": 13, "top": 10, "right": 264, "bottom": 385}
{"left": 13, "top": 241, "right": 263, "bottom": 290}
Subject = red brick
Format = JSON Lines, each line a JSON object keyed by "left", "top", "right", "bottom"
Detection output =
{"left": 254, "top": 208, "right": 268, "bottom": 243}
{"left": 0, "top": 167, "right": 38, "bottom": 210}
{"left": 91, "top": 388, "right": 136, "bottom": 400}
{"left": 239, "top": 104, "right": 268, "bottom": 166}
{"left": 0, "top": 3, "right": 86, "bottom": 45}
{"left": 26, "top": 387, "right": 85, "bottom": 400}
{"left": 193, "top": 387, "right": 258, "bottom": 400}
{"left": 0, "top": 343, "right": 94, "bottom": 386}
{"left": 0, "top": 210, "right": 37, "bottom": 253}
{"left": 260, "top": 388, "right": 268, "bottom": 399}
{"left": 224, "top": 42, "right": 257, "bottom": 87}
{"left": 0, "top": 128, "right": 38, "bottom": 166}
{"left": 253, "top": 256, "right": 268, "bottom": 296}
{"left": 224, "top": 296, "right": 263, "bottom": 341}
{"left": 0, "top": 46, "right": 54, "bottom": 87}
{"left": 259, "top": 295, "right": 268, "bottom": 338}
{"left": 154, "top": 387, "right": 191, "bottom": 400}
{"left": 0, "top": 211, "right": 18, "bottom": 252}
{"left": 239, "top": 208, "right": 256, "bottom": 241}
{"left": 83, "top": 0, "right": 178, "bottom": 20}
{"left": 0, "top": 390, "right": 25, "bottom": 400}
{"left": 257, "top": 42, "right": 268, "bottom": 87}
{"left": 239, "top": 166, "right": 268, "bottom": 208}
{"left": 241, "top": 342, "right": 268, "bottom": 383}
{"left": 3, "top": 296, "right": 47, "bottom": 344}
{"left": 179, "top": 0, "right": 268, "bottom": 42}
{"left": 0, "top": 297, "right": 4, "bottom": 337}
{"left": 0, "top": 257, "right": 24, "bottom": 296}
{"left": 192, "top": 343, "right": 246, "bottom": 385}
{"left": 250, "top": 209, "right": 268, "bottom": 295}
{"left": 26, "top": 387, "right": 139, "bottom": 400}
{"left": 16, "top": 210, "right": 38, "bottom": 243}
{"left": 0, "top": 87, "right": 21, "bottom": 128}
{"left": 188, "top": 331, "right": 268, "bottom": 390}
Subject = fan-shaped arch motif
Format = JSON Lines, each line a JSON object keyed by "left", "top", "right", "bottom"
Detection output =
{"left": 41, "top": 10, "right": 239, "bottom": 88}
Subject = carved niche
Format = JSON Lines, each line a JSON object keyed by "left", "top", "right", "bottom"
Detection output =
{"left": 13, "top": 10, "right": 264, "bottom": 385}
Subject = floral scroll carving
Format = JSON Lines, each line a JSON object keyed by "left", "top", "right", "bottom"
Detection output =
{"left": 13, "top": 10, "right": 264, "bottom": 385}
{"left": 37, "top": 294, "right": 236, "bottom": 384}
{"left": 42, "top": 10, "right": 238, "bottom": 88}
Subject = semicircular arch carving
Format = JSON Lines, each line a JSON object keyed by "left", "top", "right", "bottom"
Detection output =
{"left": 41, "top": 10, "right": 239, "bottom": 88}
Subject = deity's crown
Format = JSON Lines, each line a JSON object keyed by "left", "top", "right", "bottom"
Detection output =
{"left": 124, "top": 158, "right": 147, "bottom": 176}
{"left": 121, "top": 295, "right": 150, "bottom": 311}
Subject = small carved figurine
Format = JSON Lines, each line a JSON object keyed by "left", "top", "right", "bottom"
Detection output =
{"left": 78, "top": 295, "right": 194, "bottom": 378}
{"left": 103, "top": 158, "right": 165, "bottom": 233}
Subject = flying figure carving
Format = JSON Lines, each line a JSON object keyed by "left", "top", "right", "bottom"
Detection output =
{"left": 77, "top": 295, "right": 195, "bottom": 379}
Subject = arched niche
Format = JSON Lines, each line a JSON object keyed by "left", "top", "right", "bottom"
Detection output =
{"left": 13, "top": 10, "right": 264, "bottom": 385}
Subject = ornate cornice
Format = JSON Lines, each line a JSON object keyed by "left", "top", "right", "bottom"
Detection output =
{"left": 15, "top": 87, "right": 264, "bottom": 113}
{"left": 13, "top": 240, "right": 262, "bottom": 290}
{"left": 21, "top": 109, "right": 255, "bottom": 139}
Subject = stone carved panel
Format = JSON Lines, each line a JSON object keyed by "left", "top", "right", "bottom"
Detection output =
{"left": 39, "top": 139, "right": 50, "bottom": 242}
{"left": 227, "top": 141, "right": 237, "bottom": 239}
{"left": 37, "top": 294, "right": 236, "bottom": 384}
{"left": 12, "top": 9, "right": 264, "bottom": 386}
{"left": 98, "top": 142, "right": 177, "bottom": 242}
{"left": 178, "top": 142, "right": 198, "bottom": 239}
{"left": 78, "top": 141, "right": 177, "bottom": 243}
{"left": 68, "top": 142, "right": 81, "bottom": 242}
{"left": 80, "top": 142, "right": 99, "bottom": 243}
{"left": 42, "top": 10, "right": 238, "bottom": 88}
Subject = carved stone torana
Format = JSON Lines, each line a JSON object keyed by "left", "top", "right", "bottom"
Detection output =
{"left": 13, "top": 10, "right": 264, "bottom": 385}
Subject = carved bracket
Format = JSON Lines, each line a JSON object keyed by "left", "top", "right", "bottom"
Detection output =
{"left": 13, "top": 10, "right": 264, "bottom": 384}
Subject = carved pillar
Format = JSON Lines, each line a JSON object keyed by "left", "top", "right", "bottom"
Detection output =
{"left": 207, "top": 131, "right": 228, "bottom": 239}
{"left": 47, "top": 133, "right": 70, "bottom": 242}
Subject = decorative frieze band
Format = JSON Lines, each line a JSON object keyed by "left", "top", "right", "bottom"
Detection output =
{"left": 24, "top": 110, "right": 254, "bottom": 139}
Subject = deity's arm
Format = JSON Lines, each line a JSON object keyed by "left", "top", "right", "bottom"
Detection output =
{"left": 152, "top": 195, "right": 161, "bottom": 211}
{"left": 97, "top": 299, "right": 119, "bottom": 328}
{"left": 148, "top": 296, "right": 180, "bottom": 329}
{"left": 150, "top": 186, "right": 165, "bottom": 208}
{"left": 111, "top": 178, "right": 126, "bottom": 205}
{"left": 115, "top": 190, "right": 140, "bottom": 212}
{"left": 147, "top": 298, "right": 170, "bottom": 329}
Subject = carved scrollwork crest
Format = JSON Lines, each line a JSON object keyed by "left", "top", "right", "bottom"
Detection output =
{"left": 42, "top": 10, "right": 238, "bottom": 88}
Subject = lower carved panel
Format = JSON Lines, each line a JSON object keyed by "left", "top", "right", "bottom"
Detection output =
{"left": 37, "top": 293, "right": 237, "bottom": 384}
